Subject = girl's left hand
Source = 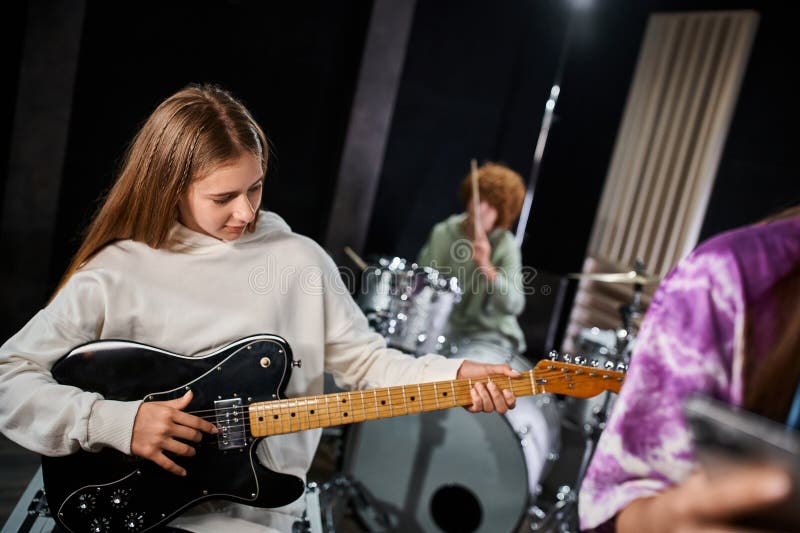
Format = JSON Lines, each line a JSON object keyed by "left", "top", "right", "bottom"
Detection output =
{"left": 457, "top": 360, "right": 519, "bottom": 414}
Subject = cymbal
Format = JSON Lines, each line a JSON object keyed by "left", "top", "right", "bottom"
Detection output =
{"left": 567, "top": 270, "right": 660, "bottom": 285}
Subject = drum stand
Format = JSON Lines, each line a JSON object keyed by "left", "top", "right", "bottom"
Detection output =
{"left": 292, "top": 473, "right": 394, "bottom": 533}
{"left": 615, "top": 291, "right": 641, "bottom": 361}
{"left": 526, "top": 375, "right": 615, "bottom": 532}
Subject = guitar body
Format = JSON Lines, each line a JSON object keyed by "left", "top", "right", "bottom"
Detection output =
{"left": 41, "top": 334, "right": 306, "bottom": 533}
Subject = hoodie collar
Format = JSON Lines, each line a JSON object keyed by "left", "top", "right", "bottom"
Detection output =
{"left": 165, "top": 210, "right": 292, "bottom": 251}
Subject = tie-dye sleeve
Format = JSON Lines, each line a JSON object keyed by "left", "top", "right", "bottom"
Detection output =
{"left": 578, "top": 246, "right": 744, "bottom": 531}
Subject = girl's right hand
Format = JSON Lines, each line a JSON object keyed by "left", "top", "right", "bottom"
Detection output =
{"left": 131, "top": 390, "right": 218, "bottom": 476}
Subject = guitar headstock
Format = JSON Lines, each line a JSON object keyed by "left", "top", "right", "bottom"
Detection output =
{"left": 533, "top": 351, "right": 626, "bottom": 397}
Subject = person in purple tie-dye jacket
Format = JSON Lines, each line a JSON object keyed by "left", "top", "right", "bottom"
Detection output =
{"left": 579, "top": 207, "right": 800, "bottom": 533}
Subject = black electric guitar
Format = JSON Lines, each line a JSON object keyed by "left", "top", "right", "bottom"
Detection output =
{"left": 41, "top": 334, "right": 625, "bottom": 532}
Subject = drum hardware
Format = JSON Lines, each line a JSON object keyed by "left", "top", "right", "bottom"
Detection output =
{"left": 568, "top": 260, "right": 654, "bottom": 362}
{"left": 526, "top": 388, "right": 613, "bottom": 533}
{"left": 294, "top": 475, "right": 394, "bottom": 533}
{"left": 565, "top": 269, "right": 660, "bottom": 285}
{"left": 344, "top": 246, "right": 369, "bottom": 272}
{"left": 530, "top": 263, "right": 650, "bottom": 533}
{"left": 1, "top": 467, "right": 56, "bottom": 533}
{"left": 357, "top": 256, "right": 462, "bottom": 356}
{"left": 293, "top": 483, "right": 325, "bottom": 533}
{"left": 526, "top": 485, "right": 579, "bottom": 533}
{"left": 318, "top": 473, "right": 395, "bottom": 532}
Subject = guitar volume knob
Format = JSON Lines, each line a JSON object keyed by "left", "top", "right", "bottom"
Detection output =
{"left": 110, "top": 488, "right": 130, "bottom": 509}
{"left": 89, "top": 516, "right": 111, "bottom": 533}
{"left": 123, "top": 511, "right": 145, "bottom": 532}
{"left": 77, "top": 492, "right": 97, "bottom": 513}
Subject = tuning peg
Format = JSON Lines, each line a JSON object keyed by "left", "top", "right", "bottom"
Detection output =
{"left": 590, "top": 359, "right": 600, "bottom": 368}
{"left": 604, "top": 360, "right": 615, "bottom": 370}
{"left": 562, "top": 354, "right": 572, "bottom": 363}
{"left": 616, "top": 362, "right": 628, "bottom": 372}
{"left": 549, "top": 350, "right": 559, "bottom": 361}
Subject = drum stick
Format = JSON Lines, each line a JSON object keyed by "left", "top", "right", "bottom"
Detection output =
{"left": 470, "top": 158, "right": 482, "bottom": 237}
{"left": 344, "top": 246, "right": 369, "bottom": 271}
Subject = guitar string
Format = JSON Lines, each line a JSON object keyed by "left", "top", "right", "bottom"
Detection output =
{"left": 188, "top": 380, "right": 569, "bottom": 437}
{"left": 178, "top": 375, "right": 529, "bottom": 416}
{"left": 180, "top": 370, "right": 619, "bottom": 419}
{"left": 190, "top": 381, "right": 536, "bottom": 435}
{"left": 182, "top": 378, "right": 539, "bottom": 418}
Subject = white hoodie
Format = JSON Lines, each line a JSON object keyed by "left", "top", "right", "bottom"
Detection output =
{"left": 0, "top": 210, "right": 462, "bottom": 530}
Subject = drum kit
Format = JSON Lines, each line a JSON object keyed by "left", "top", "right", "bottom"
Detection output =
{"left": 295, "top": 256, "right": 660, "bottom": 533}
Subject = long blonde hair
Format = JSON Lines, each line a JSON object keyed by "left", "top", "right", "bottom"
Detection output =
{"left": 54, "top": 84, "right": 268, "bottom": 295}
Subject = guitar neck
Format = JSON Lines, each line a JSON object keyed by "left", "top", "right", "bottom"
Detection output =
{"left": 247, "top": 361, "right": 625, "bottom": 437}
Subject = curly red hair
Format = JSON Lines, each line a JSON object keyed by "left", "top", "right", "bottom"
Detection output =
{"left": 458, "top": 162, "right": 526, "bottom": 229}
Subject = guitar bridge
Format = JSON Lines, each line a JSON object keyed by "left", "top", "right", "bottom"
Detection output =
{"left": 214, "top": 398, "right": 247, "bottom": 450}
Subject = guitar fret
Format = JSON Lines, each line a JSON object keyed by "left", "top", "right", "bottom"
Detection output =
{"left": 306, "top": 397, "right": 316, "bottom": 429}
{"left": 401, "top": 385, "right": 408, "bottom": 414}
{"left": 325, "top": 394, "right": 333, "bottom": 428}
{"left": 348, "top": 390, "right": 360, "bottom": 423}
{"left": 267, "top": 401, "right": 276, "bottom": 434}
{"left": 342, "top": 392, "right": 351, "bottom": 423}
{"left": 450, "top": 381, "right": 457, "bottom": 406}
{"left": 272, "top": 402, "right": 280, "bottom": 434}
{"left": 433, "top": 382, "right": 440, "bottom": 409}
{"left": 360, "top": 391, "right": 367, "bottom": 421}
{"left": 307, "top": 397, "right": 315, "bottom": 429}
{"left": 318, "top": 396, "right": 326, "bottom": 428}
{"left": 317, "top": 395, "right": 325, "bottom": 428}
{"left": 300, "top": 397, "right": 309, "bottom": 431}
{"left": 277, "top": 400, "right": 286, "bottom": 433}
{"left": 372, "top": 389, "right": 379, "bottom": 420}
{"left": 288, "top": 399, "right": 299, "bottom": 433}
{"left": 294, "top": 398, "right": 303, "bottom": 432}
{"left": 249, "top": 404, "right": 260, "bottom": 436}
{"left": 417, "top": 384, "right": 423, "bottom": 411}
{"left": 265, "top": 403, "right": 274, "bottom": 435}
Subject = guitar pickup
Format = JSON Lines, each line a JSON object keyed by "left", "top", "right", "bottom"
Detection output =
{"left": 214, "top": 398, "right": 246, "bottom": 450}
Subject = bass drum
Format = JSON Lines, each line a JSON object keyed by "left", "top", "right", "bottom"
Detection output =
{"left": 344, "top": 340, "right": 560, "bottom": 533}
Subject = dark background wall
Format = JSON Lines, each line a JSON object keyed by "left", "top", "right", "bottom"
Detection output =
{"left": 1, "top": 0, "right": 798, "bottom": 351}
{"left": 50, "top": 1, "right": 373, "bottom": 285}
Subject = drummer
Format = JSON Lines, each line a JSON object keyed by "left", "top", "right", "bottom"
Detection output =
{"left": 417, "top": 161, "right": 527, "bottom": 355}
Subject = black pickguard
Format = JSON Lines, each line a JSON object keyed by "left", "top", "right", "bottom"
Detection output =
{"left": 40, "top": 334, "right": 306, "bottom": 533}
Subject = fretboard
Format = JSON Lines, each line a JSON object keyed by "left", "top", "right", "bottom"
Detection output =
{"left": 247, "top": 372, "right": 540, "bottom": 437}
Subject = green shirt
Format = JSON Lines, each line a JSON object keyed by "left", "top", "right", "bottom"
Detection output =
{"left": 417, "top": 213, "right": 526, "bottom": 353}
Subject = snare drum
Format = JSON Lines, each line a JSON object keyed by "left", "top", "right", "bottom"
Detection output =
{"left": 344, "top": 341, "right": 560, "bottom": 533}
